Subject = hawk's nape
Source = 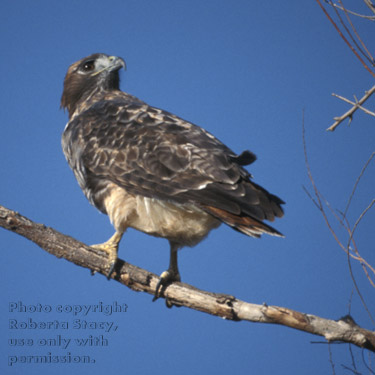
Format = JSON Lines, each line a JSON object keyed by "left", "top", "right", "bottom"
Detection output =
{"left": 61, "top": 53, "right": 285, "bottom": 299}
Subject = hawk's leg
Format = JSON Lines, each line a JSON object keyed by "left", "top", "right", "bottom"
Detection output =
{"left": 91, "top": 231, "right": 123, "bottom": 279}
{"left": 153, "top": 242, "right": 181, "bottom": 302}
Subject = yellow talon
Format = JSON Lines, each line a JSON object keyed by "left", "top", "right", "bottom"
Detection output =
{"left": 91, "top": 231, "right": 123, "bottom": 278}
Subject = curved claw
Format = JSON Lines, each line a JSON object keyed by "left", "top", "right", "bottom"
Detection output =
{"left": 107, "top": 261, "right": 117, "bottom": 280}
{"left": 153, "top": 270, "right": 180, "bottom": 302}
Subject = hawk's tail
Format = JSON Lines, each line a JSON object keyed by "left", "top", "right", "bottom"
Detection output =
{"left": 202, "top": 205, "right": 284, "bottom": 238}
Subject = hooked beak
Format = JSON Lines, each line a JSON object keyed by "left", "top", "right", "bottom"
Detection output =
{"left": 92, "top": 55, "right": 126, "bottom": 76}
{"left": 108, "top": 55, "right": 127, "bottom": 71}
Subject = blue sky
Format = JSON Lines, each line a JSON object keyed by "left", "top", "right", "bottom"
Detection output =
{"left": 1, "top": 0, "right": 374, "bottom": 374}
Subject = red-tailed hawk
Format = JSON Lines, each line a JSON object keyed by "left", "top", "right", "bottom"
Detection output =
{"left": 61, "top": 53, "right": 284, "bottom": 296}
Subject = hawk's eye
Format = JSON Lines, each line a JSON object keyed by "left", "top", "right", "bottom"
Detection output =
{"left": 81, "top": 60, "right": 95, "bottom": 72}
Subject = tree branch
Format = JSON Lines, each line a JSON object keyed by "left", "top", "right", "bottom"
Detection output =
{"left": 332, "top": 92, "right": 375, "bottom": 117}
{"left": 1, "top": 204, "right": 375, "bottom": 352}
{"left": 327, "top": 1, "right": 375, "bottom": 20}
{"left": 316, "top": 0, "right": 375, "bottom": 79}
{"left": 327, "top": 85, "right": 375, "bottom": 131}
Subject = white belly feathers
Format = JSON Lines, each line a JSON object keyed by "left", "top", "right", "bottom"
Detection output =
{"left": 102, "top": 183, "right": 221, "bottom": 248}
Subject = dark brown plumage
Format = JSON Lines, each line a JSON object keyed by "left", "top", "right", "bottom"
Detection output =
{"left": 61, "top": 53, "right": 284, "bottom": 295}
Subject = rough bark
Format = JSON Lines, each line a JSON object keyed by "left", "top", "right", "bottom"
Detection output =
{"left": 1, "top": 204, "right": 374, "bottom": 352}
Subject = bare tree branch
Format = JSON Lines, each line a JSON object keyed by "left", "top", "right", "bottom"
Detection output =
{"left": 332, "top": 92, "right": 375, "bottom": 120}
{"left": 316, "top": 0, "right": 375, "bottom": 79}
{"left": 338, "top": 0, "right": 375, "bottom": 63}
{"left": 328, "top": 0, "right": 375, "bottom": 19}
{"left": 327, "top": 85, "right": 375, "bottom": 131}
{"left": 344, "top": 151, "right": 375, "bottom": 217}
{"left": 333, "top": 0, "right": 375, "bottom": 65}
{"left": 328, "top": 343, "right": 337, "bottom": 375}
{"left": 364, "top": 0, "right": 375, "bottom": 16}
{"left": 1, "top": 203, "right": 375, "bottom": 352}
{"left": 316, "top": 1, "right": 375, "bottom": 130}
{"left": 302, "top": 118, "right": 375, "bottom": 325}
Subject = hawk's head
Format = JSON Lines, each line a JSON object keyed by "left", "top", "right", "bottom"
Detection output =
{"left": 61, "top": 53, "right": 126, "bottom": 117}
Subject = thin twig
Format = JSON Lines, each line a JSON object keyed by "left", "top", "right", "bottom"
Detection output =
{"left": 303, "top": 119, "right": 375, "bottom": 322}
{"left": 364, "top": 0, "right": 375, "bottom": 16}
{"left": 362, "top": 348, "right": 375, "bottom": 374}
{"left": 350, "top": 200, "right": 375, "bottom": 243}
{"left": 329, "top": 342, "right": 337, "bottom": 375}
{"left": 316, "top": 0, "right": 375, "bottom": 79}
{"left": 345, "top": 220, "right": 375, "bottom": 289}
{"left": 332, "top": 93, "right": 375, "bottom": 118}
{"left": 328, "top": 1, "right": 375, "bottom": 19}
{"left": 344, "top": 151, "right": 375, "bottom": 217}
{"left": 345, "top": 216, "right": 375, "bottom": 326}
{"left": 339, "top": 0, "right": 375, "bottom": 63}
{"left": 348, "top": 343, "right": 359, "bottom": 374}
{"left": 304, "top": 177, "right": 374, "bottom": 277}
{"left": 328, "top": 85, "right": 375, "bottom": 131}
{"left": 341, "top": 363, "right": 361, "bottom": 374}
{"left": 334, "top": 0, "right": 375, "bottom": 65}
